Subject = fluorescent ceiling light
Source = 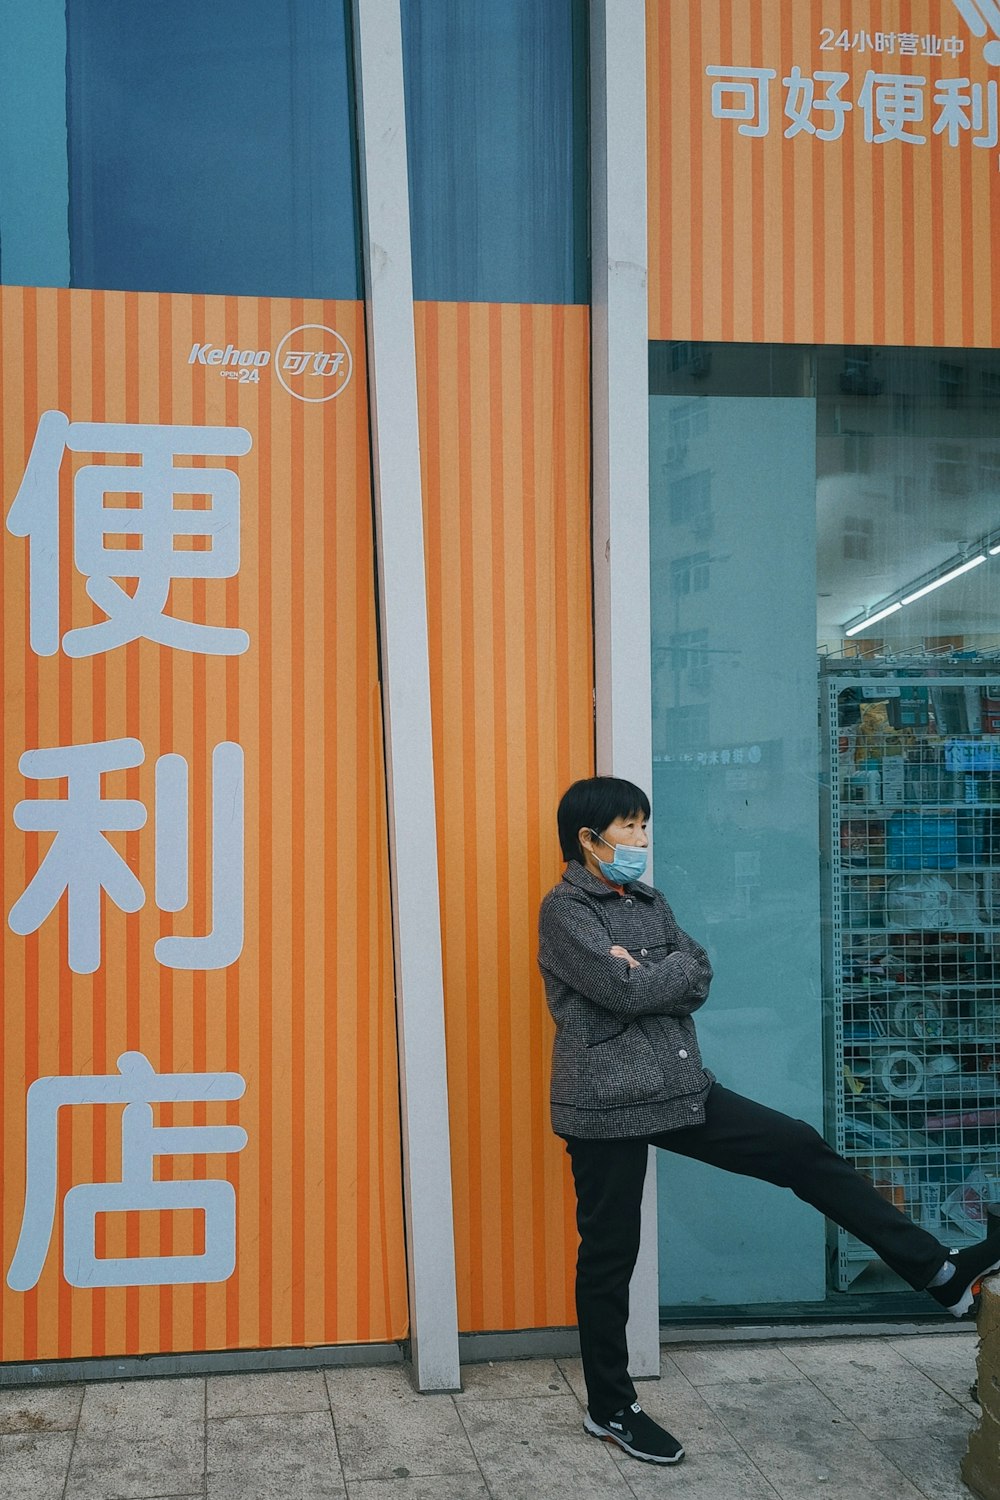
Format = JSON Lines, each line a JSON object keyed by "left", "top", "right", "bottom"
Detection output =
{"left": 841, "top": 540, "right": 998, "bottom": 637}
{"left": 845, "top": 601, "right": 903, "bottom": 636}
{"left": 900, "top": 554, "right": 986, "bottom": 606}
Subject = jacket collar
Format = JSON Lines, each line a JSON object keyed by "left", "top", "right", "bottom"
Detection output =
{"left": 561, "top": 861, "right": 656, "bottom": 901}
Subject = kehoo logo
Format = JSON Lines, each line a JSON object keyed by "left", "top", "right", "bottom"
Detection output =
{"left": 274, "top": 324, "right": 353, "bottom": 403}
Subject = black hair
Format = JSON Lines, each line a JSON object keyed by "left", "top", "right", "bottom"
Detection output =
{"left": 557, "top": 776, "right": 651, "bottom": 864}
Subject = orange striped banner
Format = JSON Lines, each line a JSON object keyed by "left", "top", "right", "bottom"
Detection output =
{"left": 1, "top": 287, "right": 407, "bottom": 1363}
{"left": 648, "top": 0, "right": 1000, "bottom": 347}
{"left": 414, "top": 301, "right": 594, "bottom": 1334}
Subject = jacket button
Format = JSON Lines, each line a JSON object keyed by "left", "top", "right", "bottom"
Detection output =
{"left": 690, "top": 1102, "right": 699, "bottom": 1112}
{"left": 640, "top": 948, "right": 648, "bottom": 957}
{"left": 678, "top": 1049, "right": 688, "bottom": 1059}
{"left": 624, "top": 897, "right": 633, "bottom": 906}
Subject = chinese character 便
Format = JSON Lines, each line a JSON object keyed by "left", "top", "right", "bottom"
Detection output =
{"left": 858, "top": 71, "right": 928, "bottom": 144}
{"left": 6, "top": 412, "right": 252, "bottom": 659}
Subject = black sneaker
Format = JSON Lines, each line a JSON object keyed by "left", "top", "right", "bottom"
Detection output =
{"left": 928, "top": 1228, "right": 1000, "bottom": 1317}
{"left": 583, "top": 1401, "right": 684, "bottom": 1465}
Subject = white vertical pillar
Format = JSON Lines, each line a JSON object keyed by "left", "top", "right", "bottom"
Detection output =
{"left": 589, "top": 0, "right": 660, "bottom": 1380}
{"left": 350, "top": 0, "right": 460, "bottom": 1392}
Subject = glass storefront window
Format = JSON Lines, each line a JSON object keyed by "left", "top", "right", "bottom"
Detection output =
{"left": 649, "top": 342, "right": 1000, "bottom": 1314}
{"left": 3, "top": 0, "right": 361, "bottom": 298}
{"left": 400, "top": 0, "right": 588, "bottom": 304}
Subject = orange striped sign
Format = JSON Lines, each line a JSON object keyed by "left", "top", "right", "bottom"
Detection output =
{"left": 1, "top": 287, "right": 407, "bottom": 1362}
{"left": 414, "top": 301, "right": 594, "bottom": 1333}
{"left": 648, "top": 0, "right": 1000, "bottom": 347}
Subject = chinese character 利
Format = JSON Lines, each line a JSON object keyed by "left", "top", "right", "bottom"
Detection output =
{"left": 933, "top": 77, "right": 1000, "bottom": 147}
{"left": 9, "top": 738, "right": 246, "bottom": 974}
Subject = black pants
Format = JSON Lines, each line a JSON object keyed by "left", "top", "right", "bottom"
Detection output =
{"left": 565, "top": 1083, "right": 948, "bottom": 1422}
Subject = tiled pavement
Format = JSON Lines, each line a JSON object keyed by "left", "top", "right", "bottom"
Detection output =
{"left": 0, "top": 1331, "right": 985, "bottom": 1500}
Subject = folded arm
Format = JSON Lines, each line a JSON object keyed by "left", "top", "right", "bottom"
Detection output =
{"left": 539, "top": 894, "right": 712, "bottom": 1020}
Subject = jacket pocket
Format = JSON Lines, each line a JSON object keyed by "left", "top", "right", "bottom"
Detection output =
{"left": 579, "top": 1023, "right": 667, "bottom": 1110}
{"left": 550, "top": 1034, "right": 579, "bottom": 1106}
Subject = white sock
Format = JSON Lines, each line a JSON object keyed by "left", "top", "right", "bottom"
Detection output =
{"left": 929, "top": 1260, "right": 956, "bottom": 1289}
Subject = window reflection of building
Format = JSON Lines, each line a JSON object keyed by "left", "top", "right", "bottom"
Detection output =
{"left": 651, "top": 342, "right": 1000, "bottom": 658}
{"left": 669, "top": 468, "right": 712, "bottom": 531}
{"left": 665, "top": 702, "right": 710, "bottom": 753}
{"left": 669, "top": 551, "right": 711, "bottom": 597}
{"left": 669, "top": 628, "right": 712, "bottom": 694}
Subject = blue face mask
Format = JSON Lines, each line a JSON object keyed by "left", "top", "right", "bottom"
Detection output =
{"left": 590, "top": 831, "right": 647, "bottom": 885}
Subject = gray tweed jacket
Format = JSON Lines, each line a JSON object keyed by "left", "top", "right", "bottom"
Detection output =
{"left": 538, "top": 861, "right": 715, "bottom": 1139}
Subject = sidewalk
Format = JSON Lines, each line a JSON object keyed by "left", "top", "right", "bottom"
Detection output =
{"left": 0, "top": 1330, "right": 983, "bottom": 1500}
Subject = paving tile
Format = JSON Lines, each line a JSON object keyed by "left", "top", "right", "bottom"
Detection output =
{"left": 207, "top": 1369, "right": 330, "bottom": 1418}
{"left": 889, "top": 1332, "right": 981, "bottom": 1410}
{"left": 455, "top": 1358, "right": 571, "bottom": 1401}
{"left": 696, "top": 1370, "right": 868, "bottom": 1448}
{"left": 785, "top": 1335, "right": 913, "bottom": 1367}
{"left": 346, "top": 1477, "right": 491, "bottom": 1500}
{"left": 616, "top": 1448, "right": 783, "bottom": 1499}
{"left": 0, "top": 1430, "right": 75, "bottom": 1500}
{"left": 668, "top": 1342, "right": 804, "bottom": 1387}
{"left": 67, "top": 1435, "right": 206, "bottom": 1499}
{"left": 77, "top": 1377, "right": 205, "bottom": 1434}
{"left": 456, "top": 1394, "right": 634, "bottom": 1500}
{"left": 784, "top": 1336, "right": 968, "bottom": 1439}
{"left": 698, "top": 1376, "right": 927, "bottom": 1500}
{"left": 67, "top": 1378, "right": 205, "bottom": 1500}
{"left": 4, "top": 1333, "right": 987, "bottom": 1500}
{"left": 207, "top": 1410, "right": 344, "bottom": 1500}
{"left": 0, "top": 1382, "right": 83, "bottom": 1433}
{"left": 876, "top": 1407, "right": 979, "bottom": 1500}
{"left": 325, "top": 1367, "right": 479, "bottom": 1482}
{"left": 743, "top": 1440, "right": 925, "bottom": 1500}
{"left": 554, "top": 1357, "right": 589, "bottom": 1409}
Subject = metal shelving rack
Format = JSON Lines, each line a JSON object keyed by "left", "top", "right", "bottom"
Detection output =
{"left": 821, "top": 663, "right": 1000, "bottom": 1292}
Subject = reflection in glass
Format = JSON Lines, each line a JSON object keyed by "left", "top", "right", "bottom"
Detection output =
{"left": 401, "top": 0, "right": 588, "bottom": 304}
{"left": 649, "top": 341, "right": 1000, "bottom": 1312}
{"left": 66, "top": 0, "right": 360, "bottom": 298}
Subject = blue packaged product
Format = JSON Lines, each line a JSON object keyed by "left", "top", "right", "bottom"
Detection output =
{"left": 945, "top": 739, "right": 1000, "bottom": 772}
{"left": 886, "top": 812, "right": 958, "bottom": 870}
